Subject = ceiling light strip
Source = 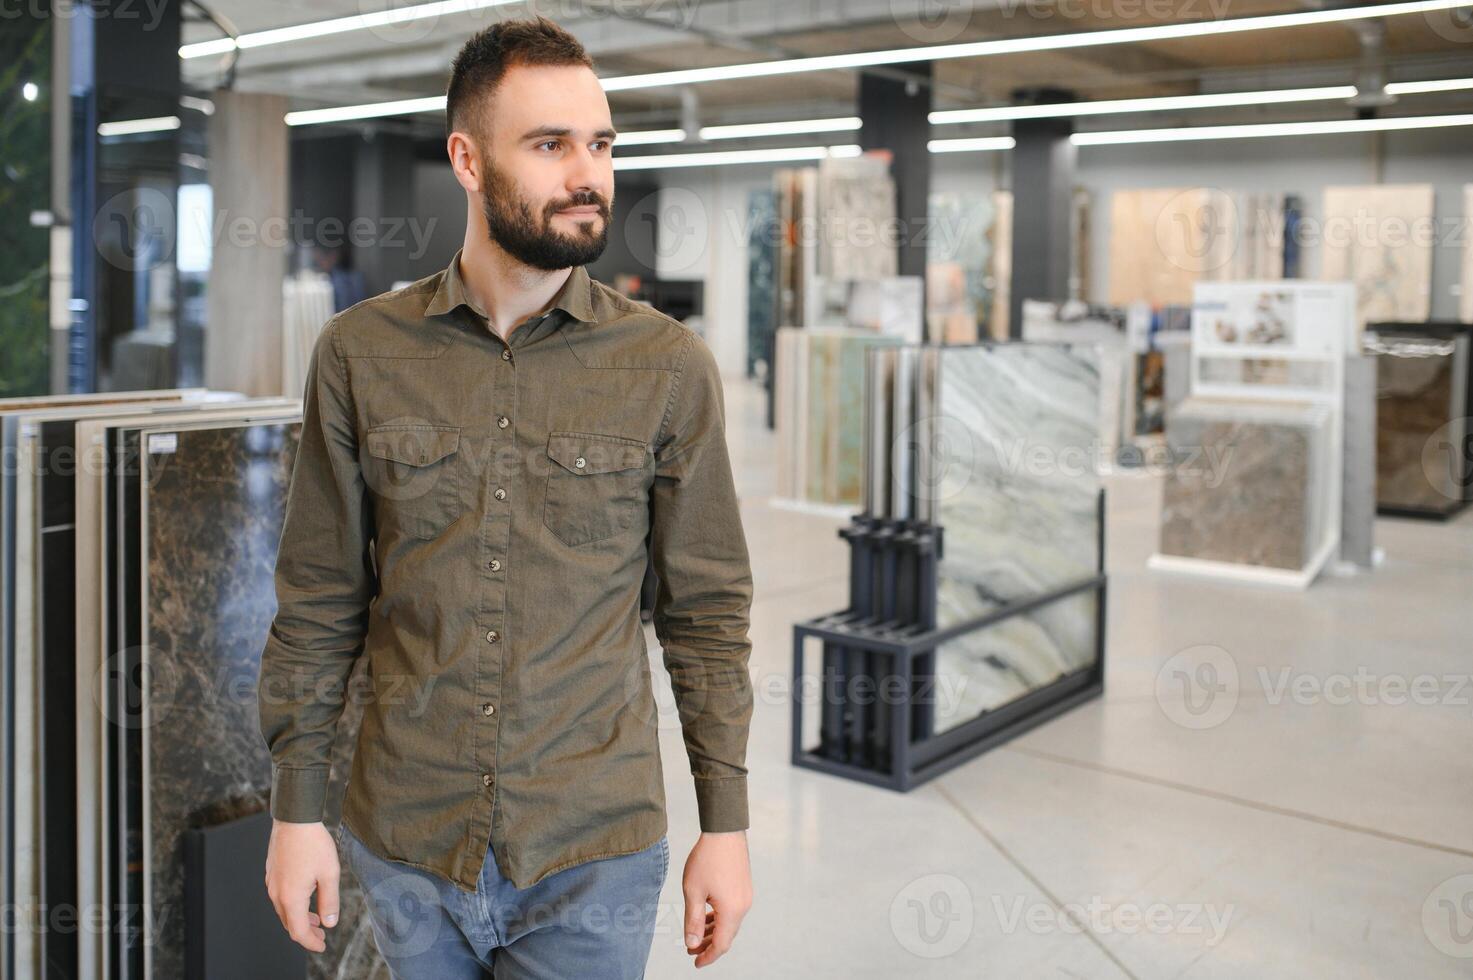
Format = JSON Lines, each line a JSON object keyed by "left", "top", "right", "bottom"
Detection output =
{"left": 699, "top": 116, "right": 862, "bottom": 140}
{"left": 599, "top": 1, "right": 1472, "bottom": 92}
{"left": 931, "top": 85, "right": 1358, "bottom": 124}
{"left": 613, "top": 144, "right": 862, "bottom": 171}
{"left": 181, "top": 0, "right": 519, "bottom": 59}
{"left": 1071, "top": 112, "right": 1473, "bottom": 145}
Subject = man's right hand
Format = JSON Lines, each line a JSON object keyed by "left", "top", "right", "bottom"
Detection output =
{"left": 264, "top": 819, "right": 341, "bottom": 952}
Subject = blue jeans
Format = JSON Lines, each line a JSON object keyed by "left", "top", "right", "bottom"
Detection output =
{"left": 339, "top": 821, "right": 668, "bottom": 979}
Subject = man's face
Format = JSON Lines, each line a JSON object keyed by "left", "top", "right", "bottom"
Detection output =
{"left": 477, "top": 63, "right": 616, "bottom": 270}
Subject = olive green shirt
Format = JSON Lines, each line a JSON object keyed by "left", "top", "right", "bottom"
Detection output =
{"left": 257, "top": 247, "right": 754, "bottom": 892}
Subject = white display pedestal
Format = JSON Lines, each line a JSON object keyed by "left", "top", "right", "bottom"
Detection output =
{"left": 1148, "top": 281, "right": 1355, "bottom": 590}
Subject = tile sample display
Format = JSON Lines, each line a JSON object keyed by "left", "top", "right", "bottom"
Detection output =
{"left": 136, "top": 420, "right": 385, "bottom": 980}
{"left": 746, "top": 188, "right": 779, "bottom": 378}
{"left": 990, "top": 191, "right": 1013, "bottom": 341}
{"left": 817, "top": 155, "right": 897, "bottom": 282}
{"left": 1108, "top": 188, "right": 1286, "bottom": 308}
{"left": 1160, "top": 398, "right": 1332, "bottom": 570}
{"left": 1371, "top": 332, "right": 1470, "bottom": 513}
{"left": 1108, "top": 188, "right": 1221, "bottom": 307}
{"left": 926, "top": 345, "right": 1102, "bottom": 732}
{"left": 927, "top": 189, "right": 1000, "bottom": 343}
{"left": 1322, "top": 184, "right": 1434, "bottom": 328}
{"left": 1464, "top": 186, "right": 1473, "bottom": 324}
{"left": 140, "top": 422, "right": 300, "bottom": 979}
{"left": 777, "top": 327, "right": 906, "bottom": 507}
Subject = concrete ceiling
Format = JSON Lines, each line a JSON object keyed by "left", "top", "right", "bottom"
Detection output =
{"left": 180, "top": 0, "right": 1473, "bottom": 140}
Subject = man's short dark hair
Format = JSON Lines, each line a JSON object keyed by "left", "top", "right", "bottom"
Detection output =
{"left": 446, "top": 16, "right": 595, "bottom": 142}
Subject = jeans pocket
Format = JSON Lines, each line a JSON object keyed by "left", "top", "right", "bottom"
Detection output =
{"left": 657, "top": 835, "right": 669, "bottom": 889}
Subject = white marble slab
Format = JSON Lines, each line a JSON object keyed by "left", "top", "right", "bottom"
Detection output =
{"left": 926, "top": 344, "right": 1103, "bottom": 732}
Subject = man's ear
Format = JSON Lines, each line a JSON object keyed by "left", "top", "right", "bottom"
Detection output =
{"left": 448, "top": 132, "right": 482, "bottom": 194}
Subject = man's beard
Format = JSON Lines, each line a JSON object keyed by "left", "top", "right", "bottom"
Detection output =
{"left": 482, "top": 164, "right": 610, "bottom": 270}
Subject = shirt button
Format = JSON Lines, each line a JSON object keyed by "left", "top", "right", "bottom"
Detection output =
{"left": 488, "top": 558, "right": 501, "bottom": 571}
{"left": 501, "top": 349, "right": 512, "bottom": 361}
{"left": 482, "top": 773, "right": 493, "bottom": 786}
{"left": 482, "top": 703, "right": 496, "bottom": 716}
{"left": 485, "top": 629, "right": 499, "bottom": 643}
{"left": 574, "top": 456, "right": 586, "bottom": 468}
{"left": 494, "top": 488, "right": 506, "bottom": 501}
{"left": 497, "top": 416, "right": 509, "bottom": 429}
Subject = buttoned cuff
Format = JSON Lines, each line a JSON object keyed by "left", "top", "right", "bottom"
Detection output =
{"left": 269, "top": 766, "right": 331, "bottom": 823}
{"left": 693, "top": 775, "right": 749, "bottom": 832}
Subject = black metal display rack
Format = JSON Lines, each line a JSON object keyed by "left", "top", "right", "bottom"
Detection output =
{"left": 791, "top": 490, "right": 1107, "bottom": 792}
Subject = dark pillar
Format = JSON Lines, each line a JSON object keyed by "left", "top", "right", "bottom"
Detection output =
{"left": 1008, "top": 88, "right": 1076, "bottom": 339}
{"left": 353, "top": 132, "right": 417, "bottom": 294}
{"left": 859, "top": 64, "right": 932, "bottom": 316}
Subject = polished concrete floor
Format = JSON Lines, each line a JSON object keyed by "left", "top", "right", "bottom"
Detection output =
{"left": 644, "top": 374, "right": 1473, "bottom": 979}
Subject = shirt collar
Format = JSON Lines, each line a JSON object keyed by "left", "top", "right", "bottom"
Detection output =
{"left": 424, "top": 246, "right": 596, "bottom": 325}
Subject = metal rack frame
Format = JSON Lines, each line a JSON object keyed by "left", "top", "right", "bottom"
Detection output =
{"left": 792, "top": 491, "right": 1107, "bottom": 792}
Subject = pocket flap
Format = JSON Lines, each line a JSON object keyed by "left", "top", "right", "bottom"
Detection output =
{"left": 366, "top": 425, "right": 461, "bottom": 467}
{"left": 547, "top": 431, "right": 647, "bottom": 474}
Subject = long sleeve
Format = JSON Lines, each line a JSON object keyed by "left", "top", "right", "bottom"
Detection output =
{"left": 258, "top": 316, "right": 377, "bottom": 823}
{"left": 648, "top": 330, "right": 756, "bottom": 833}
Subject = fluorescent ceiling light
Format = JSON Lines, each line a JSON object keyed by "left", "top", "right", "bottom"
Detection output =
{"left": 931, "top": 86, "right": 1357, "bottom": 124}
{"left": 615, "top": 144, "right": 861, "bottom": 171}
{"left": 1072, "top": 113, "right": 1473, "bottom": 145}
{"left": 699, "top": 116, "right": 862, "bottom": 140}
{"left": 179, "top": 94, "right": 215, "bottom": 115}
{"left": 601, "top": 1, "right": 1471, "bottom": 92}
{"left": 286, "top": 95, "right": 446, "bottom": 126}
{"left": 928, "top": 136, "right": 1015, "bottom": 153}
{"left": 617, "top": 128, "right": 687, "bottom": 146}
{"left": 1385, "top": 77, "right": 1473, "bottom": 95}
{"left": 98, "top": 115, "right": 181, "bottom": 137}
{"left": 180, "top": 0, "right": 518, "bottom": 59}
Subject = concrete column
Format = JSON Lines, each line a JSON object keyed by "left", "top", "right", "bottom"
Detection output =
{"left": 206, "top": 90, "right": 289, "bottom": 396}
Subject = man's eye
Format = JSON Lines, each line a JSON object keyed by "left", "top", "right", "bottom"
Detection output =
{"left": 592, "top": 141, "right": 610, "bottom": 152}
{"left": 537, "top": 140, "right": 559, "bottom": 151}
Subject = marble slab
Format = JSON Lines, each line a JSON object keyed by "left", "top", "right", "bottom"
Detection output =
{"left": 135, "top": 420, "right": 381, "bottom": 979}
{"left": 1372, "top": 334, "right": 1468, "bottom": 513}
{"left": 779, "top": 328, "right": 906, "bottom": 507}
{"left": 818, "top": 155, "right": 897, "bottom": 283}
{"left": 1160, "top": 398, "right": 1331, "bottom": 570}
{"left": 927, "top": 344, "right": 1102, "bottom": 734}
{"left": 805, "top": 331, "right": 839, "bottom": 501}
{"left": 139, "top": 422, "right": 319, "bottom": 978}
{"left": 1322, "top": 184, "right": 1435, "bottom": 328}
{"left": 746, "top": 188, "right": 778, "bottom": 378}
{"left": 1463, "top": 185, "right": 1473, "bottom": 324}
{"left": 1341, "top": 354, "right": 1378, "bottom": 566}
{"left": 9, "top": 422, "right": 40, "bottom": 977}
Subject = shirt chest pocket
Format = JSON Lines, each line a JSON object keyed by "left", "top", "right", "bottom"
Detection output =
{"left": 542, "top": 431, "right": 650, "bottom": 547}
{"left": 362, "top": 424, "right": 465, "bottom": 541}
